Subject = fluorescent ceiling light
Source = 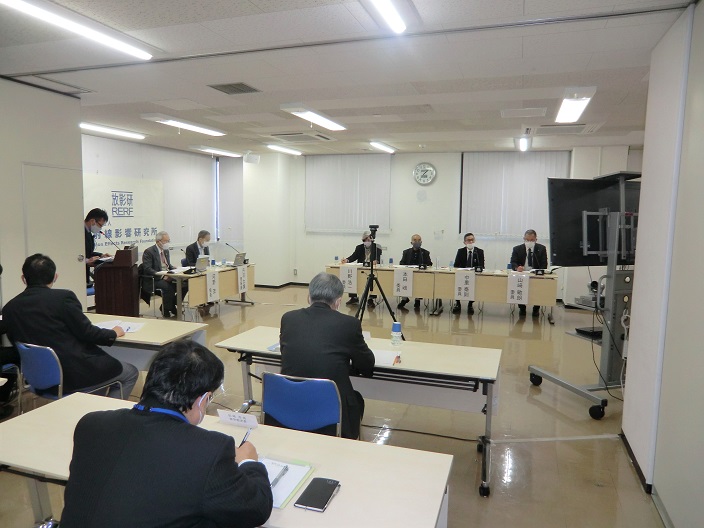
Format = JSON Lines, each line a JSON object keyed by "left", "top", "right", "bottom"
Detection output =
{"left": 191, "top": 146, "right": 241, "bottom": 158}
{"left": 370, "top": 141, "right": 396, "bottom": 154}
{"left": 0, "top": 0, "right": 152, "bottom": 60}
{"left": 370, "top": 0, "right": 406, "bottom": 34}
{"left": 267, "top": 144, "right": 302, "bottom": 156}
{"left": 80, "top": 122, "right": 145, "bottom": 140}
{"left": 141, "top": 114, "right": 225, "bottom": 137}
{"left": 555, "top": 87, "right": 596, "bottom": 123}
{"left": 514, "top": 137, "right": 532, "bottom": 152}
{"left": 280, "top": 104, "right": 346, "bottom": 131}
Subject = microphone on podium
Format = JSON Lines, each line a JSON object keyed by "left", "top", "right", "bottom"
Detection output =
{"left": 99, "top": 231, "right": 121, "bottom": 251}
{"left": 225, "top": 242, "right": 241, "bottom": 254}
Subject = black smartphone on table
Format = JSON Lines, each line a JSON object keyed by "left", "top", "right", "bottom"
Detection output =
{"left": 294, "top": 478, "right": 341, "bottom": 512}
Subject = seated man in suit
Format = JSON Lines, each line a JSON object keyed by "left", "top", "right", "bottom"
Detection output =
{"left": 185, "top": 229, "right": 211, "bottom": 266}
{"left": 398, "top": 234, "right": 433, "bottom": 310}
{"left": 3, "top": 254, "right": 137, "bottom": 400}
{"left": 142, "top": 231, "right": 187, "bottom": 318}
{"left": 61, "top": 340, "right": 273, "bottom": 528}
{"left": 341, "top": 230, "right": 382, "bottom": 306}
{"left": 452, "top": 232, "right": 485, "bottom": 314}
{"left": 510, "top": 229, "right": 548, "bottom": 316}
{"left": 279, "top": 272, "right": 375, "bottom": 440}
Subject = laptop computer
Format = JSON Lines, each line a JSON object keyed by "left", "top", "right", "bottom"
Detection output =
{"left": 195, "top": 255, "right": 209, "bottom": 272}
{"left": 233, "top": 253, "right": 246, "bottom": 266}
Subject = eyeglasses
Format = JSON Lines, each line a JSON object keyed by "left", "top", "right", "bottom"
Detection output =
{"left": 208, "top": 383, "right": 226, "bottom": 406}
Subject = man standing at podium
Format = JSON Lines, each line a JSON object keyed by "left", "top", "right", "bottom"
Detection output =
{"left": 142, "top": 231, "right": 186, "bottom": 318}
{"left": 83, "top": 208, "right": 110, "bottom": 286}
{"left": 510, "top": 229, "right": 548, "bottom": 316}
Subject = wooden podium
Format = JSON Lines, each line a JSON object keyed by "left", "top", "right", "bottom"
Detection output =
{"left": 95, "top": 247, "right": 139, "bottom": 317}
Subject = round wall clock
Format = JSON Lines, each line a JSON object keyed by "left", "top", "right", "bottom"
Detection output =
{"left": 413, "top": 162, "right": 436, "bottom": 185}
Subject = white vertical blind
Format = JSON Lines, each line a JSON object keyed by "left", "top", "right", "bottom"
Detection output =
{"left": 460, "top": 151, "right": 570, "bottom": 236}
{"left": 305, "top": 154, "right": 391, "bottom": 233}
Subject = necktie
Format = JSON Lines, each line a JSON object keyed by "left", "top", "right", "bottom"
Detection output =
{"left": 467, "top": 248, "right": 472, "bottom": 266}
{"left": 160, "top": 250, "right": 167, "bottom": 267}
{"left": 527, "top": 249, "right": 533, "bottom": 267}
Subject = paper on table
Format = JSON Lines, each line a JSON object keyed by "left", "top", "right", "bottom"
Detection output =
{"left": 267, "top": 343, "right": 280, "bottom": 352}
{"left": 259, "top": 457, "right": 313, "bottom": 509}
{"left": 170, "top": 266, "right": 191, "bottom": 273}
{"left": 98, "top": 256, "right": 114, "bottom": 262}
{"left": 373, "top": 349, "right": 401, "bottom": 367}
{"left": 94, "top": 320, "right": 121, "bottom": 330}
{"left": 94, "top": 320, "right": 144, "bottom": 333}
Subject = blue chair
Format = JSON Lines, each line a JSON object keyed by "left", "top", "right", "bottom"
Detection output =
{"left": 181, "top": 257, "right": 188, "bottom": 267}
{"left": 16, "top": 342, "right": 123, "bottom": 409}
{"left": 261, "top": 372, "right": 342, "bottom": 437}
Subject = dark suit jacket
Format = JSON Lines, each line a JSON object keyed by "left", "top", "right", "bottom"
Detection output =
{"left": 453, "top": 246, "right": 485, "bottom": 268}
{"left": 280, "top": 302, "right": 375, "bottom": 439}
{"left": 400, "top": 247, "right": 432, "bottom": 267}
{"left": 61, "top": 402, "right": 273, "bottom": 528}
{"left": 3, "top": 286, "right": 121, "bottom": 392}
{"left": 142, "top": 244, "right": 175, "bottom": 276}
{"left": 85, "top": 227, "right": 101, "bottom": 283}
{"left": 510, "top": 243, "right": 548, "bottom": 270}
{"left": 185, "top": 241, "right": 209, "bottom": 266}
{"left": 346, "top": 243, "right": 381, "bottom": 263}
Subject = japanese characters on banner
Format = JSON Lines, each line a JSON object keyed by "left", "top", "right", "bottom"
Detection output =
{"left": 237, "top": 266, "right": 248, "bottom": 293}
{"left": 454, "top": 270, "right": 476, "bottom": 301}
{"left": 394, "top": 268, "right": 414, "bottom": 298}
{"left": 207, "top": 271, "right": 220, "bottom": 303}
{"left": 507, "top": 272, "right": 530, "bottom": 304}
{"left": 340, "top": 265, "right": 357, "bottom": 293}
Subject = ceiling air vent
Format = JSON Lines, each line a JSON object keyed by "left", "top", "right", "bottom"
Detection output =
{"left": 269, "top": 132, "right": 335, "bottom": 143}
{"left": 208, "top": 82, "right": 260, "bottom": 95}
{"left": 535, "top": 123, "right": 603, "bottom": 136}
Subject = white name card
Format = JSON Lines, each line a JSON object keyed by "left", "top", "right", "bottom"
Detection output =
{"left": 340, "top": 264, "right": 357, "bottom": 293}
{"left": 507, "top": 272, "right": 530, "bottom": 304}
{"left": 217, "top": 409, "right": 259, "bottom": 428}
{"left": 454, "top": 270, "right": 476, "bottom": 301}
{"left": 394, "top": 268, "right": 414, "bottom": 298}
{"left": 237, "top": 265, "right": 248, "bottom": 293}
{"left": 207, "top": 271, "right": 220, "bottom": 302}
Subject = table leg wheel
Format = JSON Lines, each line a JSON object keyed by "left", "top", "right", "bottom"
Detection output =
{"left": 479, "top": 485, "right": 490, "bottom": 497}
{"left": 529, "top": 373, "right": 543, "bottom": 386}
{"left": 589, "top": 405, "right": 605, "bottom": 420}
{"left": 476, "top": 442, "right": 483, "bottom": 453}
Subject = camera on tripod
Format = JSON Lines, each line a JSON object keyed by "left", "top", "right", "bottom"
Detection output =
{"left": 368, "top": 224, "right": 379, "bottom": 239}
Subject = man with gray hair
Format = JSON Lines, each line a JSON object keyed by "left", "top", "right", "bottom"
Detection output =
{"left": 279, "top": 272, "right": 375, "bottom": 439}
{"left": 185, "top": 229, "right": 211, "bottom": 266}
{"left": 142, "top": 231, "right": 187, "bottom": 318}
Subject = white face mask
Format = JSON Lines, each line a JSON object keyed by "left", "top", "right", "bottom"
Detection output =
{"left": 201, "top": 240, "right": 210, "bottom": 248}
{"left": 465, "top": 243, "right": 474, "bottom": 250}
{"left": 90, "top": 223, "right": 101, "bottom": 234}
{"left": 363, "top": 240, "right": 371, "bottom": 248}
{"left": 525, "top": 241, "right": 536, "bottom": 250}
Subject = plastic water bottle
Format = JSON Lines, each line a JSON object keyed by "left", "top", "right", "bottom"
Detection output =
{"left": 388, "top": 257, "right": 394, "bottom": 266}
{"left": 507, "top": 262, "right": 512, "bottom": 270}
{"left": 391, "top": 321, "right": 402, "bottom": 347}
{"left": 334, "top": 255, "right": 339, "bottom": 265}
{"left": 449, "top": 261, "right": 453, "bottom": 271}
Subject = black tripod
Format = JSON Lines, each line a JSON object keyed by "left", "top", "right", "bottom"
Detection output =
{"left": 354, "top": 233, "right": 404, "bottom": 340}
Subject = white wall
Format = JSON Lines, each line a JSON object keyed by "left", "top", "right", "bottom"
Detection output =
{"left": 622, "top": 5, "right": 693, "bottom": 492}
{"left": 217, "top": 156, "right": 245, "bottom": 262}
{"left": 652, "top": 4, "right": 704, "bottom": 526}
{"left": 0, "top": 79, "right": 84, "bottom": 304}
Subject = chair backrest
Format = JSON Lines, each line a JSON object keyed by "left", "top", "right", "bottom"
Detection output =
{"left": 261, "top": 372, "right": 342, "bottom": 436}
{"left": 181, "top": 257, "right": 188, "bottom": 267}
{"left": 15, "top": 342, "right": 64, "bottom": 398}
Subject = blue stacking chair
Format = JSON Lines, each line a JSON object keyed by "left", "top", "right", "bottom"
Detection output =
{"left": 261, "top": 372, "right": 342, "bottom": 437}
{"left": 16, "top": 342, "right": 122, "bottom": 410}
{"left": 181, "top": 257, "right": 188, "bottom": 267}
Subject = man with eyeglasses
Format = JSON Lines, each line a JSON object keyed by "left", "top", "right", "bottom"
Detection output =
{"left": 83, "top": 208, "right": 111, "bottom": 286}
{"left": 61, "top": 340, "right": 273, "bottom": 528}
{"left": 510, "top": 229, "right": 548, "bottom": 316}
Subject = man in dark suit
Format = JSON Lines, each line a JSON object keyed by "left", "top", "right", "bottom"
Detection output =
{"left": 61, "top": 341, "right": 273, "bottom": 528}
{"left": 341, "top": 230, "right": 382, "bottom": 306}
{"left": 280, "top": 272, "right": 375, "bottom": 439}
{"left": 185, "top": 229, "right": 211, "bottom": 266}
{"left": 510, "top": 229, "right": 548, "bottom": 316}
{"left": 142, "top": 231, "right": 186, "bottom": 318}
{"left": 83, "top": 208, "right": 110, "bottom": 286}
{"left": 3, "top": 254, "right": 137, "bottom": 399}
{"left": 398, "top": 234, "right": 433, "bottom": 309}
{"left": 452, "top": 232, "right": 485, "bottom": 314}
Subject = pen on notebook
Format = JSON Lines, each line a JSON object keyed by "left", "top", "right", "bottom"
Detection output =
{"left": 238, "top": 428, "right": 252, "bottom": 447}
{"left": 270, "top": 465, "right": 289, "bottom": 488}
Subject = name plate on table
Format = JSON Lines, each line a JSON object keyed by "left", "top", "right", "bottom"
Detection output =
{"left": 394, "top": 268, "right": 413, "bottom": 298}
{"left": 454, "top": 270, "right": 476, "bottom": 301}
{"left": 237, "top": 265, "right": 248, "bottom": 293}
{"left": 207, "top": 271, "right": 220, "bottom": 302}
{"left": 217, "top": 409, "right": 259, "bottom": 428}
{"left": 507, "top": 272, "right": 530, "bottom": 304}
{"left": 340, "top": 264, "right": 357, "bottom": 293}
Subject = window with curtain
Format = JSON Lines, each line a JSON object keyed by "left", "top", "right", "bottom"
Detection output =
{"left": 460, "top": 151, "right": 570, "bottom": 236}
{"left": 305, "top": 154, "right": 391, "bottom": 233}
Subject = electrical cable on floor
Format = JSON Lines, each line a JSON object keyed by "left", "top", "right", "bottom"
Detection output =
{"left": 590, "top": 308, "right": 624, "bottom": 402}
{"left": 361, "top": 423, "right": 478, "bottom": 443}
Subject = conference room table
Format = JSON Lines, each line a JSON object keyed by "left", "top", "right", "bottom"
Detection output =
{"left": 215, "top": 326, "right": 502, "bottom": 497}
{"left": 0, "top": 393, "right": 453, "bottom": 527}
{"left": 85, "top": 313, "right": 206, "bottom": 371}
{"left": 326, "top": 264, "right": 558, "bottom": 321}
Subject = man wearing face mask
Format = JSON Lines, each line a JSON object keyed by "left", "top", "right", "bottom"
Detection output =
{"left": 280, "top": 273, "right": 375, "bottom": 439}
{"left": 398, "top": 234, "right": 433, "bottom": 309}
{"left": 3, "top": 254, "right": 137, "bottom": 400}
{"left": 510, "top": 229, "right": 548, "bottom": 316}
{"left": 83, "top": 208, "right": 111, "bottom": 286}
{"left": 185, "top": 229, "right": 211, "bottom": 266}
{"left": 142, "top": 231, "right": 187, "bottom": 318}
{"left": 341, "top": 230, "right": 382, "bottom": 306}
{"left": 61, "top": 340, "right": 273, "bottom": 528}
{"left": 452, "top": 232, "right": 485, "bottom": 314}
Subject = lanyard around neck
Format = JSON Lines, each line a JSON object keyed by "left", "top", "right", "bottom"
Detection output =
{"left": 133, "top": 404, "right": 189, "bottom": 423}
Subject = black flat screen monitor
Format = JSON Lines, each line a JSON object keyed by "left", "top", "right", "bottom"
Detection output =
{"left": 548, "top": 177, "right": 640, "bottom": 267}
